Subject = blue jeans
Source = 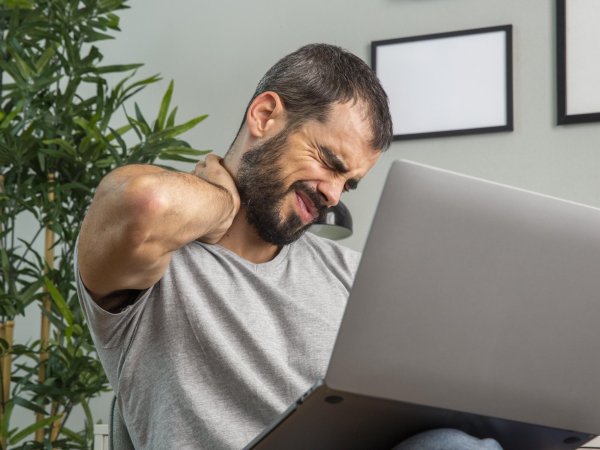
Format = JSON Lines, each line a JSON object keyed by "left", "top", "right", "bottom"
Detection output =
{"left": 392, "top": 428, "right": 503, "bottom": 450}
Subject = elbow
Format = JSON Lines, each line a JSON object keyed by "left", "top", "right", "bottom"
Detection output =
{"left": 124, "top": 176, "right": 169, "bottom": 246}
{"left": 98, "top": 168, "right": 169, "bottom": 247}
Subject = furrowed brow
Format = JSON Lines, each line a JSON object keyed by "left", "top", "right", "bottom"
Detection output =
{"left": 320, "top": 146, "right": 349, "bottom": 174}
{"left": 319, "top": 146, "right": 361, "bottom": 191}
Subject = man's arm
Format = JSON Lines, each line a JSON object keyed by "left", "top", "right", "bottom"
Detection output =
{"left": 77, "top": 155, "right": 239, "bottom": 309}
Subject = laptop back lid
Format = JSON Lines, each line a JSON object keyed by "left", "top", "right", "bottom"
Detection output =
{"left": 327, "top": 159, "right": 600, "bottom": 434}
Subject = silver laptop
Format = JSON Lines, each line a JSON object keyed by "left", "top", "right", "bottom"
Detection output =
{"left": 246, "top": 160, "right": 600, "bottom": 450}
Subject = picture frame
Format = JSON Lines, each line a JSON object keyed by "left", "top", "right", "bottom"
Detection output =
{"left": 557, "top": 0, "right": 600, "bottom": 124}
{"left": 372, "top": 25, "right": 513, "bottom": 141}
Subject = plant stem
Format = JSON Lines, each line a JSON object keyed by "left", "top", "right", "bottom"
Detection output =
{"left": 0, "top": 176, "right": 5, "bottom": 450}
{"left": 35, "top": 173, "right": 56, "bottom": 443}
{"left": 0, "top": 320, "right": 12, "bottom": 450}
{"left": 0, "top": 0, "right": 6, "bottom": 102}
{"left": 0, "top": 328, "right": 4, "bottom": 450}
{"left": 11, "top": 224, "right": 44, "bottom": 275}
{"left": 49, "top": 401, "right": 63, "bottom": 447}
{"left": 0, "top": 321, "right": 4, "bottom": 412}
{"left": 55, "top": 402, "right": 73, "bottom": 444}
{"left": 1, "top": 321, "right": 12, "bottom": 408}
{"left": 0, "top": 174, "right": 4, "bottom": 309}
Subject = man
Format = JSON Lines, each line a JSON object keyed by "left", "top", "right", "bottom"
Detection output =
{"left": 76, "top": 44, "right": 501, "bottom": 449}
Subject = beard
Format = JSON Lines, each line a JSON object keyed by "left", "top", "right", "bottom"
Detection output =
{"left": 236, "top": 129, "right": 327, "bottom": 246}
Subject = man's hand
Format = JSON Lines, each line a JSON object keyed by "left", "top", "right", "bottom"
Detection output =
{"left": 191, "top": 154, "right": 241, "bottom": 244}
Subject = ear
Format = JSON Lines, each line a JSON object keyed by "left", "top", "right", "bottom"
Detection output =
{"left": 246, "top": 91, "right": 286, "bottom": 139}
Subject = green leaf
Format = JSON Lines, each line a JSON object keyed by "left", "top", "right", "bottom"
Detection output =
{"left": 7, "top": 46, "right": 34, "bottom": 80}
{"left": 38, "top": 151, "right": 46, "bottom": 172}
{"left": 156, "top": 80, "right": 174, "bottom": 131}
{"left": 161, "top": 147, "right": 211, "bottom": 156}
{"left": 0, "top": 400, "right": 14, "bottom": 438}
{"left": 44, "top": 277, "right": 74, "bottom": 326}
{"left": 42, "top": 139, "right": 77, "bottom": 156}
{"left": 9, "top": 415, "right": 61, "bottom": 444}
{"left": 166, "top": 106, "right": 178, "bottom": 128}
{"left": 35, "top": 45, "right": 57, "bottom": 74}
{"left": 74, "top": 117, "right": 104, "bottom": 143}
{"left": 1, "top": 0, "right": 35, "bottom": 8}
{"left": 17, "top": 279, "right": 42, "bottom": 308}
{"left": 0, "top": 101, "right": 24, "bottom": 129}
{"left": 134, "top": 102, "right": 151, "bottom": 134}
{"left": 94, "top": 157, "right": 114, "bottom": 168}
{"left": 81, "top": 399, "right": 94, "bottom": 443}
{"left": 81, "top": 29, "right": 115, "bottom": 43}
{"left": 105, "top": 123, "right": 132, "bottom": 142}
{"left": 98, "top": 0, "right": 126, "bottom": 13}
{"left": 151, "top": 114, "right": 208, "bottom": 141}
{"left": 12, "top": 396, "right": 48, "bottom": 415}
{"left": 119, "top": 74, "right": 162, "bottom": 105}
{"left": 95, "top": 63, "right": 143, "bottom": 74}
{"left": 58, "top": 182, "right": 91, "bottom": 194}
{"left": 60, "top": 425, "right": 86, "bottom": 444}
{"left": 105, "top": 12, "right": 121, "bottom": 29}
{"left": 158, "top": 147, "right": 211, "bottom": 163}
{"left": 158, "top": 153, "right": 199, "bottom": 163}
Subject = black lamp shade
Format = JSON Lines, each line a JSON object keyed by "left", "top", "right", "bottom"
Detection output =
{"left": 309, "top": 201, "right": 353, "bottom": 240}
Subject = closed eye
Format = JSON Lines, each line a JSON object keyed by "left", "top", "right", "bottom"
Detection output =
{"left": 343, "top": 179, "right": 359, "bottom": 193}
{"left": 317, "top": 145, "right": 360, "bottom": 193}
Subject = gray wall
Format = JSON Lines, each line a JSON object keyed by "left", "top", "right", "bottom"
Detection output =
{"left": 18, "top": 0, "right": 600, "bottom": 429}
{"left": 100, "top": 0, "right": 600, "bottom": 253}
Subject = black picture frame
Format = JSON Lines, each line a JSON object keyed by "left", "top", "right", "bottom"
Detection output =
{"left": 557, "top": 0, "right": 600, "bottom": 124}
{"left": 372, "top": 25, "right": 513, "bottom": 141}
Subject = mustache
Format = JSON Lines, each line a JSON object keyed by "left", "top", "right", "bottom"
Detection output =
{"left": 289, "top": 181, "right": 328, "bottom": 222}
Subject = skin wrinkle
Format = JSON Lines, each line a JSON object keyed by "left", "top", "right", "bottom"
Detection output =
{"left": 316, "top": 145, "right": 360, "bottom": 192}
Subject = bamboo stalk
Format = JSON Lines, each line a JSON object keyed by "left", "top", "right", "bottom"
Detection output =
{"left": 35, "top": 173, "right": 56, "bottom": 443}
{"left": 1, "top": 320, "right": 13, "bottom": 450}
{"left": 1, "top": 321, "right": 13, "bottom": 408}
{"left": 47, "top": 401, "right": 63, "bottom": 449}
{"left": 49, "top": 412, "right": 63, "bottom": 442}
{"left": 0, "top": 321, "right": 4, "bottom": 412}
{"left": 0, "top": 175, "right": 7, "bottom": 450}
{"left": 0, "top": 321, "right": 4, "bottom": 450}
{"left": 0, "top": 320, "right": 12, "bottom": 450}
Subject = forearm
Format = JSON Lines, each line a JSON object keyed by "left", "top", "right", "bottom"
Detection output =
{"left": 114, "top": 165, "right": 235, "bottom": 251}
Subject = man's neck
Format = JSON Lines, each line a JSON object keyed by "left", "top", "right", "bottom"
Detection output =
{"left": 217, "top": 209, "right": 281, "bottom": 264}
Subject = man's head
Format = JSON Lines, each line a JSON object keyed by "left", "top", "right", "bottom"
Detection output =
{"left": 235, "top": 43, "right": 393, "bottom": 151}
{"left": 228, "top": 43, "right": 393, "bottom": 246}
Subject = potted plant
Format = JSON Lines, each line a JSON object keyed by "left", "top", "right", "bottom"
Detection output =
{"left": 0, "top": 0, "right": 208, "bottom": 447}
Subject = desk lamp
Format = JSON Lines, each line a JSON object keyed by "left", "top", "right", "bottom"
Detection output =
{"left": 309, "top": 201, "right": 353, "bottom": 240}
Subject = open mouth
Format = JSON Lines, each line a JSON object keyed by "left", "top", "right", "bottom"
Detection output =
{"left": 295, "top": 190, "right": 318, "bottom": 224}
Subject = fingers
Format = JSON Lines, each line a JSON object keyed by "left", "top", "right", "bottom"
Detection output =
{"left": 191, "top": 155, "right": 240, "bottom": 209}
{"left": 192, "top": 154, "right": 218, "bottom": 174}
{"left": 189, "top": 155, "right": 241, "bottom": 244}
{"left": 192, "top": 155, "right": 219, "bottom": 178}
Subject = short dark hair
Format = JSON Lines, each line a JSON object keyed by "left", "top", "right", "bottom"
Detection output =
{"left": 239, "top": 43, "right": 393, "bottom": 151}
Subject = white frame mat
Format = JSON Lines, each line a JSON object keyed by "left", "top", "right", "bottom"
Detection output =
{"left": 372, "top": 25, "right": 513, "bottom": 140}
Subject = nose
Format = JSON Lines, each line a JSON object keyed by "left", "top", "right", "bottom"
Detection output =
{"left": 317, "top": 180, "right": 344, "bottom": 207}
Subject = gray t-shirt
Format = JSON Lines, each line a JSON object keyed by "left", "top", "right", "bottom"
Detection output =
{"left": 76, "top": 232, "right": 360, "bottom": 449}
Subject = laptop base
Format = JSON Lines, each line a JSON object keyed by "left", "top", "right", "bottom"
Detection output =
{"left": 247, "top": 382, "right": 595, "bottom": 450}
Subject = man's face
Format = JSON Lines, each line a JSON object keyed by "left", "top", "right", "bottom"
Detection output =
{"left": 237, "top": 101, "right": 380, "bottom": 246}
{"left": 236, "top": 128, "right": 322, "bottom": 246}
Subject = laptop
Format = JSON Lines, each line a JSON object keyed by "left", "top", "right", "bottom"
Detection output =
{"left": 245, "top": 160, "right": 600, "bottom": 450}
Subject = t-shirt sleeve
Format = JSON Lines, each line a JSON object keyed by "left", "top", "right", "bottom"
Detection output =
{"left": 74, "top": 241, "right": 153, "bottom": 350}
